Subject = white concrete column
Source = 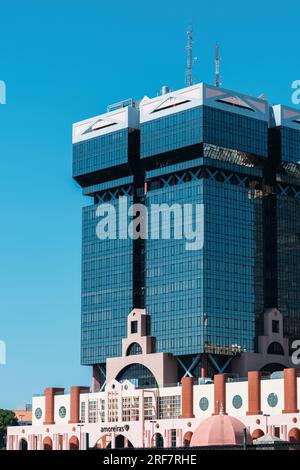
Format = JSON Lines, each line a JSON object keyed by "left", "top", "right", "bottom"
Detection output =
{"left": 111, "top": 432, "right": 116, "bottom": 449}
{"left": 6, "top": 434, "right": 13, "bottom": 450}
{"left": 27, "top": 434, "right": 34, "bottom": 450}
{"left": 118, "top": 393, "right": 122, "bottom": 425}
{"left": 139, "top": 390, "right": 144, "bottom": 422}
{"left": 33, "top": 434, "right": 37, "bottom": 450}
{"left": 177, "top": 429, "right": 183, "bottom": 447}
{"left": 63, "top": 433, "right": 69, "bottom": 450}
{"left": 37, "top": 434, "right": 43, "bottom": 450}
{"left": 145, "top": 429, "right": 151, "bottom": 448}
{"left": 53, "top": 433, "right": 59, "bottom": 450}
{"left": 104, "top": 392, "right": 109, "bottom": 423}
{"left": 81, "top": 432, "right": 87, "bottom": 450}
{"left": 282, "top": 425, "right": 288, "bottom": 441}
{"left": 164, "top": 429, "right": 170, "bottom": 448}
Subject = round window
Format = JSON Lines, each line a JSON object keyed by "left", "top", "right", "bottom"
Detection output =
{"left": 267, "top": 393, "right": 278, "bottom": 407}
{"left": 232, "top": 395, "right": 243, "bottom": 409}
{"left": 35, "top": 407, "right": 42, "bottom": 419}
{"left": 59, "top": 406, "right": 67, "bottom": 418}
{"left": 199, "top": 397, "right": 209, "bottom": 411}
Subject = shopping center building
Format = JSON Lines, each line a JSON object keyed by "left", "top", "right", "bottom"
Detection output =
{"left": 7, "top": 81, "right": 300, "bottom": 449}
{"left": 6, "top": 309, "right": 300, "bottom": 449}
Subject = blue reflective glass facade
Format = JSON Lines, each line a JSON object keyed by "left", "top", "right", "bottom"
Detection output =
{"left": 81, "top": 198, "right": 133, "bottom": 364}
{"left": 73, "top": 87, "right": 300, "bottom": 375}
{"left": 141, "top": 108, "right": 202, "bottom": 158}
{"left": 146, "top": 180, "right": 204, "bottom": 355}
{"left": 202, "top": 180, "right": 260, "bottom": 352}
{"left": 202, "top": 107, "right": 268, "bottom": 157}
{"left": 281, "top": 126, "right": 300, "bottom": 164}
{"left": 264, "top": 118, "right": 300, "bottom": 344}
{"left": 146, "top": 175, "right": 261, "bottom": 355}
{"left": 141, "top": 106, "right": 268, "bottom": 159}
{"left": 73, "top": 129, "right": 128, "bottom": 178}
{"left": 276, "top": 193, "right": 300, "bottom": 342}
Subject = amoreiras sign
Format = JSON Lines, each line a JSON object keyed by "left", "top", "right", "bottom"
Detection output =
{"left": 100, "top": 424, "right": 130, "bottom": 433}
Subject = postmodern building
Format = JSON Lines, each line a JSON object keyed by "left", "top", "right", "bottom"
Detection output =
{"left": 72, "top": 82, "right": 300, "bottom": 384}
{"left": 8, "top": 81, "right": 300, "bottom": 451}
{"left": 139, "top": 84, "right": 267, "bottom": 376}
{"left": 6, "top": 310, "right": 300, "bottom": 450}
{"left": 267, "top": 105, "right": 300, "bottom": 344}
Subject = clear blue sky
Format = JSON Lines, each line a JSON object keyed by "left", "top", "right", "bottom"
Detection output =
{"left": 0, "top": 0, "right": 299, "bottom": 409}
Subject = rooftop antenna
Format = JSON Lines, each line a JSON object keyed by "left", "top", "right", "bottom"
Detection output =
{"left": 186, "top": 25, "right": 194, "bottom": 87}
{"left": 215, "top": 43, "right": 221, "bottom": 87}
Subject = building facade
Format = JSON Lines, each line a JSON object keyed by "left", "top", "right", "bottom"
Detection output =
{"left": 72, "top": 82, "right": 300, "bottom": 383}
{"left": 268, "top": 105, "right": 300, "bottom": 345}
{"left": 6, "top": 81, "right": 300, "bottom": 451}
{"left": 6, "top": 310, "right": 300, "bottom": 450}
{"left": 73, "top": 106, "right": 141, "bottom": 371}
{"left": 140, "top": 84, "right": 267, "bottom": 372}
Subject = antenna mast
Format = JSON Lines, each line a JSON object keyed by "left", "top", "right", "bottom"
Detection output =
{"left": 215, "top": 43, "right": 220, "bottom": 87}
{"left": 186, "top": 25, "right": 193, "bottom": 87}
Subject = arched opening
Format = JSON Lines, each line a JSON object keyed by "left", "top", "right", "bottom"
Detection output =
{"left": 93, "top": 434, "right": 133, "bottom": 449}
{"left": 252, "top": 429, "right": 264, "bottom": 440}
{"left": 288, "top": 428, "right": 300, "bottom": 442}
{"left": 260, "top": 363, "right": 285, "bottom": 373}
{"left": 126, "top": 342, "right": 142, "bottom": 356}
{"left": 43, "top": 436, "right": 53, "bottom": 450}
{"left": 19, "top": 438, "right": 28, "bottom": 450}
{"left": 152, "top": 433, "right": 164, "bottom": 448}
{"left": 116, "top": 363, "right": 158, "bottom": 389}
{"left": 115, "top": 435, "right": 134, "bottom": 448}
{"left": 267, "top": 342, "right": 284, "bottom": 355}
{"left": 94, "top": 434, "right": 111, "bottom": 449}
{"left": 69, "top": 435, "right": 79, "bottom": 450}
{"left": 183, "top": 431, "right": 193, "bottom": 447}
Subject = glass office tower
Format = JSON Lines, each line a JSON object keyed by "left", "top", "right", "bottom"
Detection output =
{"left": 140, "top": 84, "right": 267, "bottom": 373}
{"left": 72, "top": 105, "right": 140, "bottom": 374}
{"left": 73, "top": 83, "right": 300, "bottom": 382}
{"left": 269, "top": 105, "right": 300, "bottom": 345}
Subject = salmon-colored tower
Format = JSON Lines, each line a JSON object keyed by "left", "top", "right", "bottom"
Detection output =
{"left": 180, "top": 377, "right": 195, "bottom": 418}
{"left": 247, "top": 371, "right": 262, "bottom": 415}
{"left": 213, "top": 374, "right": 227, "bottom": 415}
{"left": 43, "top": 387, "right": 64, "bottom": 425}
{"left": 69, "top": 386, "right": 90, "bottom": 424}
{"left": 282, "top": 368, "right": 299, "bottom": 414}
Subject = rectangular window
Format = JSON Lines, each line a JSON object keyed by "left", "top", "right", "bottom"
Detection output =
{"left": 131, "top": 321, "right": 138, "bottom": 334}
{"left": 108, "top": 392, "right": 119, "bottom": 422}
{"left": 272, "top": 320, "right": 279, "bottom": 333}
{"left": 99, "top": 399, "right": 105, "bottom": 422}
{"left": 274, "top": 426, "right": 280, "bottom": 438}
{"left": 80, "top": 402, "right": 85, "bottom": 423}
{"left": 122, "top": 397, "right": 139, "bottom": 421}
{"left": 158, "top": 396, "right": 181, "bottom": 419}
{"left": 171, "top": 429, "right": 177, "bottom": 448}
{"left": 144, "top": 396, "right": 154, "bottom": 420}
{"left": 88, "top": 399, "right": 98, "bottom": 423}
